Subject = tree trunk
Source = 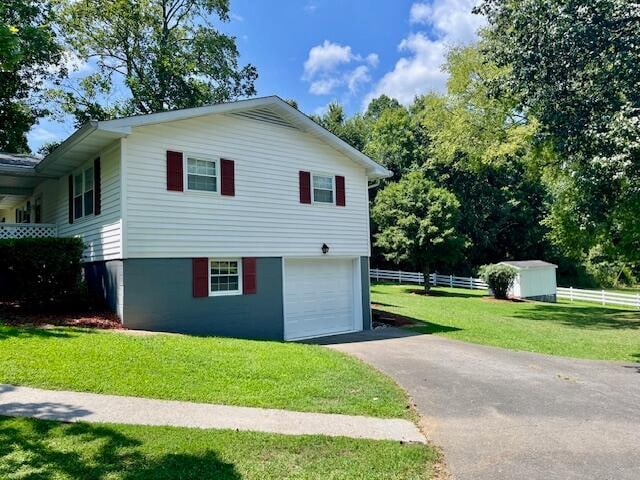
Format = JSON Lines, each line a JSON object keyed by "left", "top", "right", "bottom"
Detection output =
{"left": 423, "top": 264, "right": 430, "bottom": 292}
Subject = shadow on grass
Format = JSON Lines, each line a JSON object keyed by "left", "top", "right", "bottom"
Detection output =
{"left": 0, "top": 324, "right": 90, "bottom": 341}
{"left": 0, "top": 416, "right": 240, "bottom": 479}
{"left": 372, "top": 283, "right": 482, "bottom": 299}
{"left": 510, "top": 303, "right": 640, "bottom": 330}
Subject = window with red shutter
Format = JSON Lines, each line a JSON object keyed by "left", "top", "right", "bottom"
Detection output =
{"left": 220, "top": 159, "right": 235, "bottom": 196}
{"left": 335, "top": 175, "right": 346, "bottom": 206}
{"left": 167, "top": 151, "right": 184, "bottom": 191}
{"left": 242, "top": 257, "right": 257, "bottom": 294}
{"left": 192, "top": 258, "right": 209, "bottom": 297}
{"left": 299, "top": 171, "right": 311, "bottom": 204}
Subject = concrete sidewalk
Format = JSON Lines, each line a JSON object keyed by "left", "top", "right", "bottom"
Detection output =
{"left": 0, "top": 384, "right": 425, "bottom": 443}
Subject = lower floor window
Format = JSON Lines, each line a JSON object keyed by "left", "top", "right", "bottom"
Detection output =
{"left": 210, "top": 259, "right": 242, "bottom": 296}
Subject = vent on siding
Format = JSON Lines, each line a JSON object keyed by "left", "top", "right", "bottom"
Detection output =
{"left": 226, "top": 107, "right": 299, "bottom": 130}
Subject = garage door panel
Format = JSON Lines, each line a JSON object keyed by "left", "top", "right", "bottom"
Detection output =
{"left": 284, "top": 258, "right": 357, "bottom": 340}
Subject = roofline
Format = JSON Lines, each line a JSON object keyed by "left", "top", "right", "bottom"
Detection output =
{"left": 37, "top": 96, "right": 392, "bottom": 179}
{"left": 500, "top": 261, "right": 558, "bottom": 270}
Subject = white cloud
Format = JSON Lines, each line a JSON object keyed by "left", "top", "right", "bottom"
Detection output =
{"left": 304, "top": 2, "right": 318, "bottom": 13}
{"left": 303, "top": 41, "right": 378, "bottom": 96}
{"left": 230, "top": 13, "right": 244, "bottom": 22}
{"left": 409, "top": 2, "right": 431, "bottom": 24}
{"left": 346, "top": 65, "right": 371, "bottom": 93}
{"left": 30, "top": 126, "right": 58, "bottom": 143}
{"left": 364, "top": 0, "right": 485, "bottom": 108}
{"left": 303, "top": 41, "right": 354, "bottom": 80}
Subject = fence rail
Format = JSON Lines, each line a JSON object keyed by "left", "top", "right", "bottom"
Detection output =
{"left": 370, "top": 268, "right": 639, "bottom": 309}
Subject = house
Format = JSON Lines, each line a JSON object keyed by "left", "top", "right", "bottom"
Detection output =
{"left": 0, "top": 96, "right": 391, "bottom": 340}
{"left": 500, "top": 260, "right": 558, "bottom": 302}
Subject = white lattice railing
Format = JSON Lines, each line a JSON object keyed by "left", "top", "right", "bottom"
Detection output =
{"left": 0, "top": 223, "right": 58, "bottom": 239}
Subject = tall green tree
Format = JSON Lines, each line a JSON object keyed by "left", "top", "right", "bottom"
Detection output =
{"left": 54, "top": 0, "right": 257, "bottom": 125}
{"left": 372, "top": 171, "right": 466, "bottom": 291}
{"left": 476, "top": 0, "right": 640, "bottom": 264}
{"left": 0, "top": 0, "right": 63, "bottom": 153}
{"left": 311, "top": 102, "right": 369, "bottom": 151}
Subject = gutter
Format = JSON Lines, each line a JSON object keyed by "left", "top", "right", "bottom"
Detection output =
{"left": 35, "top": 120, "right": 98, "bottom": 175}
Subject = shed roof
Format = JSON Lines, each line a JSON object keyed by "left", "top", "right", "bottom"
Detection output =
{"left": 501, "top": 260, "right": 558, "bottom": 270}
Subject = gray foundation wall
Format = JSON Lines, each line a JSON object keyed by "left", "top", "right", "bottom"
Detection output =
{"left": 84, "top": 260, "right": 124, "bottom": 318}
{"left": 122, "top": 257, "right": 284, "bottom": 339}
{"left": 360, "top": 256, "right": 372, "bottom": 330}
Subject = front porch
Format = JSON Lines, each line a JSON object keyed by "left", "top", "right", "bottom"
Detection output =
{"left": 0, "top": 223, "right": 58, "bottom": 240}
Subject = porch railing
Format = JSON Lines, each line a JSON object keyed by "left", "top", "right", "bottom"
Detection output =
{"left": 0, "top": 223, "right": 58, "bottom": 239}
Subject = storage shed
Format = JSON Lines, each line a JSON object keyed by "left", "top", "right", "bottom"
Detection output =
{"left": 501, "top": 260, "right": 558, "bottom": 302}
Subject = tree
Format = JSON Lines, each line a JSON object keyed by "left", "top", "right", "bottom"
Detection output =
{"left": 364, "top": 94, "right": 402, "bottom": 122}
{"left": 371, "top": 171, "right": 466, "bottom": 291}
{"left": 0, "top": 0, "right": 63, "bottom": 152}
{"left": 54, "top": 0, "right": 257, "bottom": 125}
{"left": 476, "top": 0, "right": 640, "bottom": 265}
{"left": 311, "top": 102, "right": 368, "bottom": 151}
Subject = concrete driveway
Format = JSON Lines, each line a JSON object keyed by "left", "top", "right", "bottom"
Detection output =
{"left": 315, "top": 328, "right": 640, "bottom": 480}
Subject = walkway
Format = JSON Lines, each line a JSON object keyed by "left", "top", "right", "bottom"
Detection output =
{"left": 0, "top": 384, "right": 425, "bottom": 443}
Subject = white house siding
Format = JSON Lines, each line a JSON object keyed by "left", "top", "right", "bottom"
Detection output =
{"left": 124, "top": 114, "right": 371, "bottom": 258}
{"left": 33, "top": 141, "right": 122, "bottom": 262}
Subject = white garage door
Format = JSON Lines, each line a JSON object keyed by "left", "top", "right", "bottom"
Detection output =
{"left": 284, "top": 258, "right": 359, "bottom": 340}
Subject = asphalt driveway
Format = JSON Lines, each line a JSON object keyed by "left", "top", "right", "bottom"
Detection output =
{"left": 315, "top": 328, "right": 640, "bottom": 480}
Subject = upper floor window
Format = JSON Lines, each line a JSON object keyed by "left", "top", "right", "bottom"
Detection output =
{"left": 187, "top": 157, "right": 217, "bottom": 192}
{"left": 312, "top": 174, "right": 334, "bottom": 204}
{"left": 74, "top": 166, "right": 94, "bottom": 219}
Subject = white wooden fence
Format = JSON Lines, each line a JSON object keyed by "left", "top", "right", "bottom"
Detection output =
{"left": 370, "top": 268, "right": 640, "bottom": 309}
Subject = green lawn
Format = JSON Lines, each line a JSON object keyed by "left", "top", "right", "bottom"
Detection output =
{"left": 372, "top": 283, "right": 640, "bottom": 362}
{"left": 0, "top": 326, "right": 411, "bottom": 419}
{"left": 0, "top": 416, "right": 438, "bottom": 479}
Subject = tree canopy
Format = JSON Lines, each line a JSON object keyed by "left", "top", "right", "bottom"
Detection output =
{"left": 0, "top": 0, "right": 63, "bottom": 152}
{"left": 54, "top": 0, "right": 258, "bottom": 125}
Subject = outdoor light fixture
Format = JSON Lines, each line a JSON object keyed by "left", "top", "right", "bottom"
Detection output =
{"left": 321, "top": 243, "right": 330, "bottom": 255}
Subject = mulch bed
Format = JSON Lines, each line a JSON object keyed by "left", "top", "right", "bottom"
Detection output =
{"left": 0, "top": 302, "right": 124, "bottom": 329}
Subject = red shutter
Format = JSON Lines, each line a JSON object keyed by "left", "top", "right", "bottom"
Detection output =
{"left": 94, "top": 157, "right": 101, "bottom": 215}
{"left": 167, "top": 150, "right": 184, "bottom": 191}
{"left": 299, "top": 171, "right": 311, "bottom": 204}
{"left": 68, "top": 175, "right": 74, "bottom": 224}
{"left": 335, "top": 175, "right": 346, "bottom": 206}
{"left": 243, "top": 257, "right": 257, "bottom": 294}
{"left": 192, "top": 258, "right": 209, "bottom": 297}
{"left": 220, "top": 159, "right": 235, "bottom": 196}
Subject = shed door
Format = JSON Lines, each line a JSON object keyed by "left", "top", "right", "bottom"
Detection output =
{"left": 283, "top": 258, "right": 358, "bottom": 340}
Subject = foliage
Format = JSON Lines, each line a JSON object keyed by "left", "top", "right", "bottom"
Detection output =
{"left": 371, "top": 171, "right": 466, "bottom": 290}
{"left": 53, "top": 0, "right": 257, "bottom": 125}
{"left": 0, "top": 0, "right": 63, "bottom": 152}
{"left": 0, "top": 326, "right": 412, "bottom": 418}
{"left": 478, "top": 263, "right": 517, "bottom": 299}
{"left": 476, "top": 0, "right": 640, "bottom": 265}
{"left": 0, "top": 237, "right": 84, "bottom": 309}
{"left": 310, "top": 102, "right": 369, "bottom": 151}
{"left": 371, "top": 284, "right": 640, "bottom": 362}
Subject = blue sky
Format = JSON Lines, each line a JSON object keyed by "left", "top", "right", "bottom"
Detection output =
{"left": 28, "top": 0, "right": 484, "bottom": 152}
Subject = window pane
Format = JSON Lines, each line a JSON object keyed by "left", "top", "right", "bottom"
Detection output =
{"left": 74, "top": 195, "right": 83, "bottom": 219}
{"left": 314, "top": 188, "right": 334, "bottom": 203}
{"left": 84, "top": 167, "right": 94, "bottom": 191}
{"left": 74, "top": 174, "right": 83, "bottom": 193}
{"left": 188, "top": 174, "right": 216, "bottom": 192}
{"left": 313, "top": 175, "right": 333, "bottom": 189}
{"left": 84, "top": 190, "right": 94, "bottom": 215}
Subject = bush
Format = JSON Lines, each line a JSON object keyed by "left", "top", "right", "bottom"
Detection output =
{"left": 0, "top": 237, "right": 85, "bottom": 310}
{"left": 478, "top": 263, "right": 518, "bottom": 299}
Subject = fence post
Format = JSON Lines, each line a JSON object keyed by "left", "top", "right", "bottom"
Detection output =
{"left": 637, "top": 293, "right": 640, "bottom": 310}
{"left": 601, "top": 290, "right": 605, "bottom": 306}
{"left": 398, "top": 270, "right": 402, "bottom": 283}
{"left": 569, "top": 286, "right": 573, "bottom": 302}
{"left": 450, "top": 274, "right": 453, "bottom": 288}
{"left": 469, "top": 277, "right": 473, "bottom": 289}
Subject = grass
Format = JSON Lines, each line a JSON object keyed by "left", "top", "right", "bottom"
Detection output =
{"left": 0, "top": 416, "right": 439, "bottom": 479}
{"left": 372, "top": 283, "right": 640, "bottom": 362}
{"left": 0, "top": 326, "right": 411, "bottom": 419}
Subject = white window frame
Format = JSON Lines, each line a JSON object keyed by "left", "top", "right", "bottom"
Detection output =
{"left": 209, "top": 258, "right": 243, "bottom": 297}
{"left": 184, "top": 155, "right": 220, "bottom": 194}
{"left": 311, "top": 173, "right": 336, "bottom": 205}
{"left": 73, "top": 164, "right": 94, "bottom": 220}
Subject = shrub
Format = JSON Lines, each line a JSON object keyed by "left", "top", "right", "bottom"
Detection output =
{"left": 0, "top": 237, "right": 85, "bottom": 310}
{"left": 478, "top": 263, "right": 518, "bottom": 299}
